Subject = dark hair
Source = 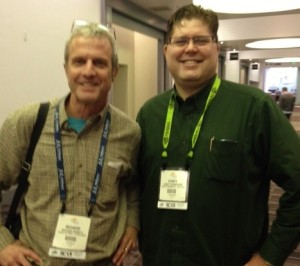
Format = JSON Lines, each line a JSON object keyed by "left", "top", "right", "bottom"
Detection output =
{"left": 166, "top": 4, "right": 219, "bottom": 43}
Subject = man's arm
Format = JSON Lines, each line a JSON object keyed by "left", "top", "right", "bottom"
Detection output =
{"left": 0, "top": 104, "right": 39, "bottom": 248}
{"left": 112, "top": 124, "right": 141, "bottom": 265}
{"left": 255, "top": 97, "right": 300, "bottom": 265}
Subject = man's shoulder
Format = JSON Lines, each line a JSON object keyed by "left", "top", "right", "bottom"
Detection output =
{"left": 1, "top": 98, "right": 58, "bottom": 134}
{"left": 4, "top": 103, "right": 40, "bottom": 128}
{"left": 279, "top": 93, "right": 292, "bottom": 99}
{"left": 220, "top": 79, "right": 269, "bottom": 99}
{"left": 108, "top": 104, "right": 139, "bottom": 129}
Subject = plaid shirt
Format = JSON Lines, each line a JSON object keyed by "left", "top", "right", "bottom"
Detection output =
{"left": 0, "top": 96, "right": 141, "bottom": 265}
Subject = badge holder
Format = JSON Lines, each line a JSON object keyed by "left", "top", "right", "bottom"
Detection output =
{"left": 49, "top": 213, "right": 91, "bottom": 260}
{"left": 157, "top": 168, "right": 190, "bottom": 210}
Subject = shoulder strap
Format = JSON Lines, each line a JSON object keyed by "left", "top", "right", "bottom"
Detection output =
{"left": 21, "top": 102, "right": 50, "bottom": 172}
{"left": 5, "top": 102, "right": 50, "bottom": 229}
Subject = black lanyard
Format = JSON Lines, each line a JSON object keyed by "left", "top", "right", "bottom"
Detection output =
{"left": 54, "top": 104, "right": 110, "bottom": 216}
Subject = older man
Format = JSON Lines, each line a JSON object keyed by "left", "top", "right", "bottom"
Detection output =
{"left": 0, "top": 21, "right": 140, "bottom": 266}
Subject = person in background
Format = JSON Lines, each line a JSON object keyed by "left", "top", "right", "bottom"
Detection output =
{"left": 274, "top": 89, "right": 281, "bottom": 102}
{"left": 137, "top": 4, "right": 300, "bottom": 266}
{"left": 278, "top": 87, "right": 296, "bottom": 120}
{"left": 0, "top": 21, "right": 141, "bottom": 266}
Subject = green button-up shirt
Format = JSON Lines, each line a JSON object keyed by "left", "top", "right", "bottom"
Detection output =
{"left": 137, "top": 79, "right": 300, "bottom": 266}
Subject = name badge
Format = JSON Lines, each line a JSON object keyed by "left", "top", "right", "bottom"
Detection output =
{"left": 49, "top": 213, "right": 91, "bottom": 259}
{"left": 158, "top": 169, "right": 189, "bottom": 210}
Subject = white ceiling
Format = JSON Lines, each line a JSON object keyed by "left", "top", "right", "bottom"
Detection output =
{"left": 126, "top": 0, "right": 300, "bottom": 54}
{"left": 127, "top": 0, "right": 300, "bottom": 20}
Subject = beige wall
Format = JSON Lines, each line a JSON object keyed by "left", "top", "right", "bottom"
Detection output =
{"left": 134, "top": 32, "right": 158, "bottom": 119}
{"left": 0, "top": 0, "right": 159, "bottom": 125}
{"left": 112, "top": 24, "right": 158, "bottom": 120}
{"left": 0, "top": 0, "right": 100, "bottom": 125}
{"left": 110, "top": 25, "right": 135, "bottom": 117}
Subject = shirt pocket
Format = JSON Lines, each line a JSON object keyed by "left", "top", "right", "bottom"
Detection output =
{"left": 99, "top": 160, "right": 123, "bottom": 204}
{"left": 207, "top": 138, "right": 241, "bottom": 182}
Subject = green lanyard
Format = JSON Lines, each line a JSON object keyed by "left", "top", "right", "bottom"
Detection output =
{"left": 161, "top": 76, "right": 221, "bottom": 167}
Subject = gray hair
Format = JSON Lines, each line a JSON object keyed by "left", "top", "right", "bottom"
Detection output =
{"left": 64, "top": 22, "right": 118, "bottom": 69}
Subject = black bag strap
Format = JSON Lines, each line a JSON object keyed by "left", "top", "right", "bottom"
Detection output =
{"left": 5, "top": 102, "right": 50, "bottom": 230}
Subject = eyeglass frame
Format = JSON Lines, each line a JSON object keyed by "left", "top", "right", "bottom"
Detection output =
{"left": 167, "top": 35, "right": 218, "bottom": 47}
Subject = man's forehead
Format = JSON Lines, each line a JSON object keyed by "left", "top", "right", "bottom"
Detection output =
{"left": 69, "top": 37, "right": 112, "bottom": 57}
{"left": 71, "top": 36, "right": 110, "bottom": 45}
{"left": 172, "top": 19, "right": 209, "bottom": 34}
{"left": 70, "top": 37, "right": 111, "bottom": 51}
{"left": 174, "top": 18, "right": 206, "bottom": 28}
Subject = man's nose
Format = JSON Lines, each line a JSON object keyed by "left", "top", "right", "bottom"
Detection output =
{"left": 83, "top": 61, "right": 96, "bottom": 75}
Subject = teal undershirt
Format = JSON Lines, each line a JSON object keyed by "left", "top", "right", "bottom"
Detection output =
{"left": 67, "top": 117, "right": 86, "bottom": 133}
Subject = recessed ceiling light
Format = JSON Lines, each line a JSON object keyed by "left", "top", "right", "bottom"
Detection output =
{"left": 246, "top": 38, "right": 300, "bottom": 49}
{"left": 192, "top": 0, "right": 300, "bottom": 13}
{"left": 265, "top": 57, "right": 300, "bottom": 63}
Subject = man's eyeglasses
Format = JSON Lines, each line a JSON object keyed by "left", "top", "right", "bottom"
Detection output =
{"left": 71, "top": 19, "right": 116, "bottom": 39}
{"left": 168, "top": 36, "right": 216, "bottom": 47}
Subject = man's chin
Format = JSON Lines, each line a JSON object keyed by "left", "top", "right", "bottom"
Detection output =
{"left": 77, "top": 95, "right": 98, "bottom": 104}
{"left": 181, "top": 75, "right": 202, "bottom": 83}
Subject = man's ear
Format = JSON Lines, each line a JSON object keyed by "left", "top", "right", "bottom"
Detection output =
{"left": 63, "top": 63, "right": 67, "bottom": 75}
{"left": 112, "top": 67, "right": 119, "bottom": 81}
{"left": 216, "top": 42, "right": 221, "bottom": 52}
{"left": 163, "top": 44, "right": 168, "bottom": 56}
